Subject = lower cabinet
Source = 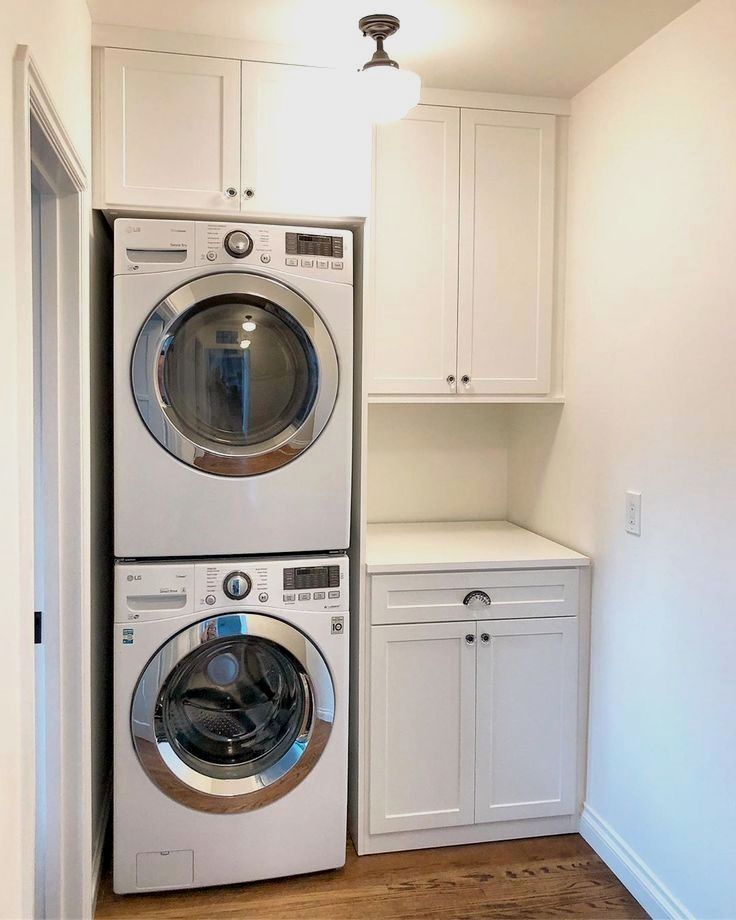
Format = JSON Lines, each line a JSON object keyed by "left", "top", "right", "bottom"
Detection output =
{"left": 369, "top": 613, "right": 579, "bottom": 836}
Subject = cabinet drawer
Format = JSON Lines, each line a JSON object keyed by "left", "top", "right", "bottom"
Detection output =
{"left": 370, "top": 569, "right": 579, "bottom": 625}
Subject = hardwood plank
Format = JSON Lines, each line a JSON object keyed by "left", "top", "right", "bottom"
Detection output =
{"left": 96, "top": 834, "right": 648, "bottom": 920}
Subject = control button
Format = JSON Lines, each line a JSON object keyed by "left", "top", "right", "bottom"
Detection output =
{"left": 258, "top": 592, "right": 269, "bottom": 603}
{"left": 313, "top": 591, "right": 326, "bottom": 600}
{"left": 301, "top": 259, "right": 314, "bottom": 268}
{"left": 328, "top": 590, "right": 340, "bottom": 599}
{"left": 284, "top": 593, "right": 295, "bottom": 602}
{"left": 298, "top": 592, "right": 311, "bottom": 601}
{"left": 223, "top": 571, "right": 252, "bottom": 600}
{"left": 285, "top": 257, "right": 298, "bottom": 266}
{"left": 260, "top": 253, "right": 271, "bottom": 264}
{"left": 331, "top": 260, "right": 344, "bottom": 270}
{"left": 224, "top": 230, "right": 253, "bottom": 259}
{"left": 205, "top": 594, "right": 216, "bottom": 606}
{"left": 316, "top": 259, "right": 329, "bottom": 269}
{"left": 206, "top": 251, "right": 217, "bottom": 262}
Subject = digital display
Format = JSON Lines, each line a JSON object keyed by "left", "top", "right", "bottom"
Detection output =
{"left": 283, "top": 565, "right": 341, "bottom": 590}
{"left": 285, "top": 232, "right": 344, "bottom": 259}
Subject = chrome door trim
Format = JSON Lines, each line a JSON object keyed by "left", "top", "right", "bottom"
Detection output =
{"left": 131, "top": 613, "right": 335, "bottom": 814}
{"left": 132, "top": 272, "right": 339, "bottom": 476}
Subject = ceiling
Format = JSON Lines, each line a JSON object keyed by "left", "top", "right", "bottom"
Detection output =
{"left": 87, "top": 0, "right": 698, "bottom": 98}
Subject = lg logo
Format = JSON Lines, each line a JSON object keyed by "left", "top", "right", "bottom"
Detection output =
{"left": 126, "top": 574, "right": 142, "bottom": 582}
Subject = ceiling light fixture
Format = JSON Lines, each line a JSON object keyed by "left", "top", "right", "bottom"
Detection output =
{"left": 358, "top": 14, "right": 421, "bottom": 123}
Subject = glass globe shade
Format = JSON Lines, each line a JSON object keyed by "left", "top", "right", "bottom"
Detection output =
{"left": 358, "top": 64, "right": 421, "bottom": 123}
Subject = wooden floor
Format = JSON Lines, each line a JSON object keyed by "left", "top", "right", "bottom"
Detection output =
{"left": 96, "top": 834, "right": 648, "bottom": 920}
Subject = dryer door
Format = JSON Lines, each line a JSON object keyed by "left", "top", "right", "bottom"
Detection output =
{"left": 132, "top": 272, "right": 339, "bottom": 476}
{"left": 131, "top": 613, "right": 335, "bottom": 813}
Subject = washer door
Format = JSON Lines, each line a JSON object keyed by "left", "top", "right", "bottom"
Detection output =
{"left": 132, "top": 272, "right": 339, "bottom": 476}
{"left": 131, "top": 614, "right": 335, "bottom": 813}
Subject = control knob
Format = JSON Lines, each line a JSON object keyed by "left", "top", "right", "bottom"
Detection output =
{"left": 223, "top": 230, "right": 253, "bottom": 259}
{"left": 223, "top": 571, "right": 252, "bottom": 600}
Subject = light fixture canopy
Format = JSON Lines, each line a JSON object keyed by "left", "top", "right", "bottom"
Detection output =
{"left": 358, "top": 13, "right": 421, "bottom": 123}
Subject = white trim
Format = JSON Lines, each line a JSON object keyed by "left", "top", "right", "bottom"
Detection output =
{"left": 14, "top": 45, "right": 93, "bottom": 920}
{"left": 419, "top": 86, "right": 570, "bottom": 116}
{"left": 368, "top": 394, "right": 565, "bottom": 405}
{"left": 91, "top": 779, "right": 112, "bottom": 917}
{"left": 580, "top": 804, "right": 694, "bottom": 920}
{"left": 90, "top": 23, "right": 571, "bottom": 116}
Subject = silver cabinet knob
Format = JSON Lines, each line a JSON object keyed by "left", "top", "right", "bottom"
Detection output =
{"left": 480, "top": 632, "right": 490, "bottom": 644}
{"left": 243, "top": 187, "right": 256, "bottom": 199}
{"left": 461, "top": 374, "right": 471, "bottom": 386}
{"left": 465, "top": 633, "right": 476, "bottom": 645}
{"left": 463, "top": 590, "right": 491, "bottom": 607}
{"left": 446, "top": 374, "right": 456, "bottom": 385}
{"left": 224, "top": 186, "right": 238, "bottom": 198}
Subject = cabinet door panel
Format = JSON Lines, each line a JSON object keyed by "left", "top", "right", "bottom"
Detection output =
{"left": 369, "top": 622, "right": 476, "bottom": 834}
{"left": 475, "top": 617, "right": 577, "bottom": 822}
{"left": 458, "top": 110, "right": 555, "bottom": 394}
{"left": 241, "top": 62, "right": 370, "bottom": 218}
{"left": 368, "top": 106, "right": 460, "bottom": 395}
{"left": 102, "top": 50, "right": 241, "bottom": 211}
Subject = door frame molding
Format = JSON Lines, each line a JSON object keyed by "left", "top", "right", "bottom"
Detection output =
{"left": 13, "top": 45, "right": 92, "bottom": 919}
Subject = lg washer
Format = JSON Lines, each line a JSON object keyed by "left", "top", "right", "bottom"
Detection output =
{"left": 113, "top": 555, "right": 349, "bottom": 893}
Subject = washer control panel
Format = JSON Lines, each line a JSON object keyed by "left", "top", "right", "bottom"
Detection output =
{"left": 116, "top": 556, "right": 348, "bottom": 622}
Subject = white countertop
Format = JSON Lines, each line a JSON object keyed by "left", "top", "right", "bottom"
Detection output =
{"left": 366, "top": 521, "right": 590, "bottom": 574}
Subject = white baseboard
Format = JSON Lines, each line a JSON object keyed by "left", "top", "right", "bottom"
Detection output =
{"left": 91, "top": 775, "right": 112, "bottom": 916}
{"left": 580, "top": 804, "right": 693, "bottom": 920}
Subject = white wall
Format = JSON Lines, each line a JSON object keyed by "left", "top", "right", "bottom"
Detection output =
{"left": 0, "top": 1, "right": 91, "bottom": 917}
{"left": 368, "top": 405, "right": 510, "bottom": 523}
{"left": 508, "top": 1, "right": 736, "bottom": 915}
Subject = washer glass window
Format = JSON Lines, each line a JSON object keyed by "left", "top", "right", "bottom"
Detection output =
{"left": 160, "top": 635, "right": 307, "bottom": 781}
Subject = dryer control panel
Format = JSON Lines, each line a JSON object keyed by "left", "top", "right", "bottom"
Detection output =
{"left": 114, "top": 218, "right": 353, "bottom": 282}
{"left": 115, "top": 555, "right": 348, "bottom": 623}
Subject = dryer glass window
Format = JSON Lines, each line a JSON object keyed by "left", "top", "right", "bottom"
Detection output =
{"left": 158, "top": 634, "right": 309, "bottom": 781}
{"left": 161, "top": 298, "right": 318, "bottom": 449}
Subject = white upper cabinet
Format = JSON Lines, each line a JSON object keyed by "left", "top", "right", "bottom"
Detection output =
{"left": 475, "top": 616, "right": 578, "bottom": 823}
{"left": 367, "top": 106, "right": 460, "bottom": 395}
{"left": 241, "top": 62, "right": 370, "bottom": 218}
{"left": 458, "top": 110, "right": 555, "bottom": 394}
{"left": 96, "top": 51, "right": 370, "bottom": 218}
{"left": 368, "top": 105, "right": 557, "bottom": 399}
{"left": 100, "top": 50, "right": 241, "bottom": 212}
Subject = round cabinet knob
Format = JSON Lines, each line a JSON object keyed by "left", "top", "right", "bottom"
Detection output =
{"left": 243, "top": 188, "right": 256, "bottom": 199}
{"left": 224, "top": 187, "right": 238, "bottom": 199}
{"left": 480, "top": 632, "right": 490, "bottom": 644}
{"left": 223, "top": 571, "right": 252, "bottom": 600}
{"left": 463, "top": 590, "right": 492, "bottom": 608}
{"left": 461, "top": 375, "right": 471, "bottom": 386}
{"left": 446, "top": 374, "right": 456, "bottom": 385}
{"left": 465, "top": 633, "right": 476, "bottom": 645}
{"left": 224, "top": 230, "right": 253, "bottom": 259}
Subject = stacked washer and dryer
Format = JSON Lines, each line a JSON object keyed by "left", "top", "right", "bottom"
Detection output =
{"left": 112, "top": 219, "right": 353, "bottom": 893}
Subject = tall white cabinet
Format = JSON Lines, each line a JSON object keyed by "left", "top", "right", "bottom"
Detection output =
{"left": 368, "top": 106, "right": 460, "bottom": 395}
{"left": 367, "top": 104, "right": 557, "bottom": 399}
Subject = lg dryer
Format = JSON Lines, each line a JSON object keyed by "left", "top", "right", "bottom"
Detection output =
{"left": 114, "top": 219, "right": 353, "bottom": 558}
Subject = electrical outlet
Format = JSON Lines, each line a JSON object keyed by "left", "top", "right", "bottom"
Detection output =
{"left": 625, "top": 491, "right": 642, "bottom": 536}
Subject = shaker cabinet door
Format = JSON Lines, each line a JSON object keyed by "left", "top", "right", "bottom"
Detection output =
{"left": 369, "top": 621, "right": 476, "bottom": 834}
{"left": 101, "top": 49, "right": 241, "bottom": 212}
{"left": 367, "top": 105, "right": 460, "bottom": 395}
{"left": 475, "top": 616, "right": 578, "bottom": 823}
{"left": 240, "top": 62, "right": 371, "bottom": 218}
{"left": 457, "top": 110, "right": 555, "bottom": 394}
